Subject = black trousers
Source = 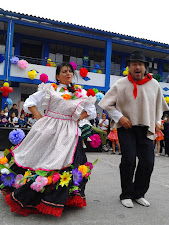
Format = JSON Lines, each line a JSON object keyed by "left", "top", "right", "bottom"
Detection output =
{"left": 164, "top": 138, "right": 169, "bottom": 155}
{"left": 117, "top": 126, "right": 154, "bottom": 200}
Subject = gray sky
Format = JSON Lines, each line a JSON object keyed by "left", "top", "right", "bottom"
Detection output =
{"left": 1, "top": 0, "right": 169, "bottom": 44}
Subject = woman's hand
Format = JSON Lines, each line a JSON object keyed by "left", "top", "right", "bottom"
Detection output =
{"left": 119, "top": 116, "right": 132, "bottom": 129}
{"left": 28, "top": 106, "right": 42, "bottom": 121}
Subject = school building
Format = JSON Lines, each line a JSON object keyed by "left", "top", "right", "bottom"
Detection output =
{"left": 0, "top": 8, "right": 169, "bottom": 113}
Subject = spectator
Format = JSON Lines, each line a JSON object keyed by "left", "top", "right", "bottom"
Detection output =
{"left": 8, "top": 112, "right": 18, "bottom": 127}
{"left": 27, "top": 114, "right": 37, "bottom": 128}
{"left": 18, "top": 113, "right": 26, "bottom": 128}
{"left": 99, "top": 113, "right": 109, "bottom": 151}
{"left": 9, "top": 104, "right": 18, "bottom": 118}
{"left": 0, "top": 110, "right": 8, "bottom": 127}
{"left": 4, "top": 106, "right": 10, "bottom": 120}
{"left": 108, "top": 127, "right": 121, "bottom": 155}
{"left": 95, "top": 113, "right": 100, "bottom": 127}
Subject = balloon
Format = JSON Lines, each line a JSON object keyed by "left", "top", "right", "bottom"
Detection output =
{"left": 165, "top": 96, "right": 169, "bottom": 104}
{"left": 8, "top": 87, "right": 13, "bottom": 93}
{"left": 79, "top": 68, "right": 88, "bottom": 78}
{"left": 95, "top": 64, "right": 100, "bottom": 69}
{"left": 2, "top": 86, "right": 8, "bottom": 92}
{"left": 46, "top": 63, "right": 51, "bottom": 66}
{"left": 50, "top": 62, "right": 56, "bottom": 67}
{"left": 6, "top": 98, "right": 13, "bottom": 105}
{"left": 2, "top": 92, "right": 8, "bottom": 97}
{"left": 3, "top": 82, "right": 9, "bottom": 87}
{"left": 28, "top": 70, "right": 37, "bottom": 80}
{"left": 18, "top": 60, "right": 28, "bottom": 69}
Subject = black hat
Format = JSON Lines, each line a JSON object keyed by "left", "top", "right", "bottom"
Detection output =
{"left": 128, "top": 51, "right": 148, "bottom": 66}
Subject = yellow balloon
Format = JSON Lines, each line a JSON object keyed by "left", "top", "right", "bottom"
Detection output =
{"left": 28, "top": 70, "right": 37, "bottom": 80}
{"left": 123, "top": 71, "right": 128, "bottom": 76}
{"left": 3, "top": 82, "right": 9, "bottom": 87}
{"left": 50, "top": 62, "right": 56, "bottom": 67}
{"left": 47, "top": 59, "right": 52, "bottom": 62}
{"left": 126, "top": 66, "right": 129, "bottom": 72}
{"left": 165, "top": 96, "right": 169, "bottom": 104}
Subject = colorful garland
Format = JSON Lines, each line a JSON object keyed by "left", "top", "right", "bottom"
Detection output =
{"left": 0, "top": 151, "right": 98, "bottom": 195}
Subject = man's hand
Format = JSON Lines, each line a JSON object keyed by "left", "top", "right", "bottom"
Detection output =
{"left": 119, "top": 116, "right": 132, "bottom": 129}
{"left": 155, "top": 122, "right": 161, "bottom": 132}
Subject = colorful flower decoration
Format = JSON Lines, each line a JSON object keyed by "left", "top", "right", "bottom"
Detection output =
{"left": 62, "top": 94, "right": 72, "bottom": 100}
{"left": 13, "top": 174, "right": 24, "bottom": 189}
{"left": 79, "top": 68, "right": 88, "bottom": 78}
{"left": 28, "top": 70, "right": 38, "bottom": 80}
{"left": 0, "top": 83, "right": 13, "bottom": 97}
{"left": 70, "top": 61, "right": 77, "bottom": 70}
{"left": 51, "top": 83, "right": 57, "bottom": 90}
{"left": 1, "top": 168, "right": 10, "bottom": 175}
{"left": 165, "top": 96, "right": 169, "bottom": 104}
{"left": 84, "top": 162, "right": 93, "bottom": 170}
{"left": 59, "top": 172, "right": 72, "bottom": 187}
{"left": 97, "top": 69, "right": 102, "bottom": 74}
{"left": 10, "top": 56, "right": 19, "bottom": 64}
{"left": 52, "top": 172, "right": 60, "bottom": 183}
{"left": 6, "top": 98, "right": 13, "bottom": 105}
{"left": 40, "top": 73, "right": 48, "bottom": 83}
{"left": 72, "top": 168, "right": 83, "bottom": 186}
{"left": 78, "top": 165, "right": 88, "bottom": 177}
{"left": 30, "top": 176, "right": 48, "bottom": 192}
{"left": 0, "top": 156, "right": 8, "bottom": 164}
{"left": 92, "top": 69, "right": 97, "bottom": 73}
{"left": 0, "top": 54, "right": 4, "bottom": 63}
{"left": 87, "top": 89, "right": 95, "bottom": 97}
{"left": 123, "top": 66, "right": 129, "bottom": 76}
{"left": 89, "top": 134, "right": 102, "bottom": 148}
{"left": 18, "top": 60, "right": 28, "bottom": 69}
{"left": 9, "top": 129, "right": 25, "bottom": 145}
{"left": 96, "top": 92, "right": 104, "bottom": 102}
{"left": 1, "top": 173, "right": 15, "bottom": 187}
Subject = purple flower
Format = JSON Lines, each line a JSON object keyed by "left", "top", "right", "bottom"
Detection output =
{"left": 72, "top": 168, "right": 82, "bottom": 186}
{"left": 9, "top": 129, "right": 25, "bottom": 145}
{"left": 1, "top": 173, "right": 15, "bottom": 187}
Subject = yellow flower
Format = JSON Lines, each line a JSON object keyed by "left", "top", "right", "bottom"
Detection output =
{"left": 62, "top": 94, "right": 72, "bottom": 100}
{"left": 23, "top": 171, "right": 31, "bottom": 184}
{"left": 59, "top": 172, "right": 72, "bottom": 187}
{"left": 0, "top": 156, "right": 8, "bottom": 164}
{"left": 74, "top": 84, "right": 82, "bottom": 89}
{"left": 51, "top": 83, "right": 57, "bottom": 90}
{"left": 78, "top": 165, "right": 88, "bottom": 177}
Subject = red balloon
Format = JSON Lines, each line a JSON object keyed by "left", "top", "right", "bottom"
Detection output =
{"left": 79, "top": 68, "right": 88, "bottom": 78}
{"left": 2, "top": 91, "right": 8, "bottom": 97}
{"left": 2, "top": 86, "right": 8, "bottom": 92}
{"left": 8, "top": 87, "right": 13, "bottom": 93}
{"left": 46, "top": 63, "right": 51, "bottom": 66}
{"left": 0, "top": 87, "right": 3, "bottom": 91}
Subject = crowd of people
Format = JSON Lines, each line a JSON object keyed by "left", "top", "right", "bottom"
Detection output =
{"left": 0, "top": 104, "right": 37, "bottom": 128}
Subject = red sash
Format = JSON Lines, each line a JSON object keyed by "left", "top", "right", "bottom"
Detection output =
{"left": 127, "top": 73, "right": 152, "bottom": 99}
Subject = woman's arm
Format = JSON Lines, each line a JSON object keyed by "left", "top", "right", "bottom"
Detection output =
{"left": 28, "top": 106, "right": 42, "bottom": 120}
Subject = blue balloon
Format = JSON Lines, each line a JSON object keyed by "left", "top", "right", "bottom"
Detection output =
{"left": 6, "top": 98, "right": 13, "bottom": 105}
{"left": 92, "top": 69, "right": 97, "bottom": 73}
{"left": 95, "top": 64, "right": 100, "bottom": 69}
{"left": 0, "top": 54, "right": 4, "bottom": 63}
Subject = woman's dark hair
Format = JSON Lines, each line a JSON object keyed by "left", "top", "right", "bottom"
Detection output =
{"left": 56, "top": 63, "right": 75, "bottom": 76}
{"left": 56, "top": 63, "right": 77, "bottom": 93}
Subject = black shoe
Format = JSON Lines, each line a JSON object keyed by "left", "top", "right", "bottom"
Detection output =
{"left": 118, "top": 152, "right": 121, "bottom": 155}
{"left": 111, "top": 152, "right": 115, "bottom": 154}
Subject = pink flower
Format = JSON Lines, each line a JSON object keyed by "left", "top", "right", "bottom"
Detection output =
{"left": 13, "top": 174, "right": 24, "bottom": 189}
{"left": 77, "top": 88, "right": 82, "bottom": 92}
{"left": 84, "top": 162, "right": 93, "bottom": 170}
{"left": 30, "top": 176, "right": 48, "bottom": 192}
{"left": 85, "top": 173, "right": 91, "bottom": 179}
{"left": 52, "top": 172, "right": 60, "bottom": 183}
{"left": 75, "top": 91, "right": 83, "bottom": 98}
{"left": 89, "top": 134, "right": 102, "bottom": 148}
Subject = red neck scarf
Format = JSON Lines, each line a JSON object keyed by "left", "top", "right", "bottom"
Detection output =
{"left": 127, "top": 73, "right": 152, "bottom": 99}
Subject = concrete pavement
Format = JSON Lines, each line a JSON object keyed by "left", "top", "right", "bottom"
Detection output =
{"left": 0, "top": 150, "right": 169, "bottom": 225}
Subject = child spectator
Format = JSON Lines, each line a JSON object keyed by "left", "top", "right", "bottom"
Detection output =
{"left": 108, "top": 127, "right": 121, "bottom": 154}
{"left": 4, "top": 106, "right": 10, "bottom": 120}
{"left": 27, "top": 114, "right": 37, "bottom": 128}
{"left": 0, "top": 110, "right": 8, "bottom": 127}
{"left": 155, "top": 121, "right": 164, "bottom": 156}
{"left": 8, "top": 112, "right": 18, "bottom": 127}
{"left": 18, "top": 113, "right": 26, "bottom": 128}
{"left": 78, "top": 118, "right": 92, "bottom": 149}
